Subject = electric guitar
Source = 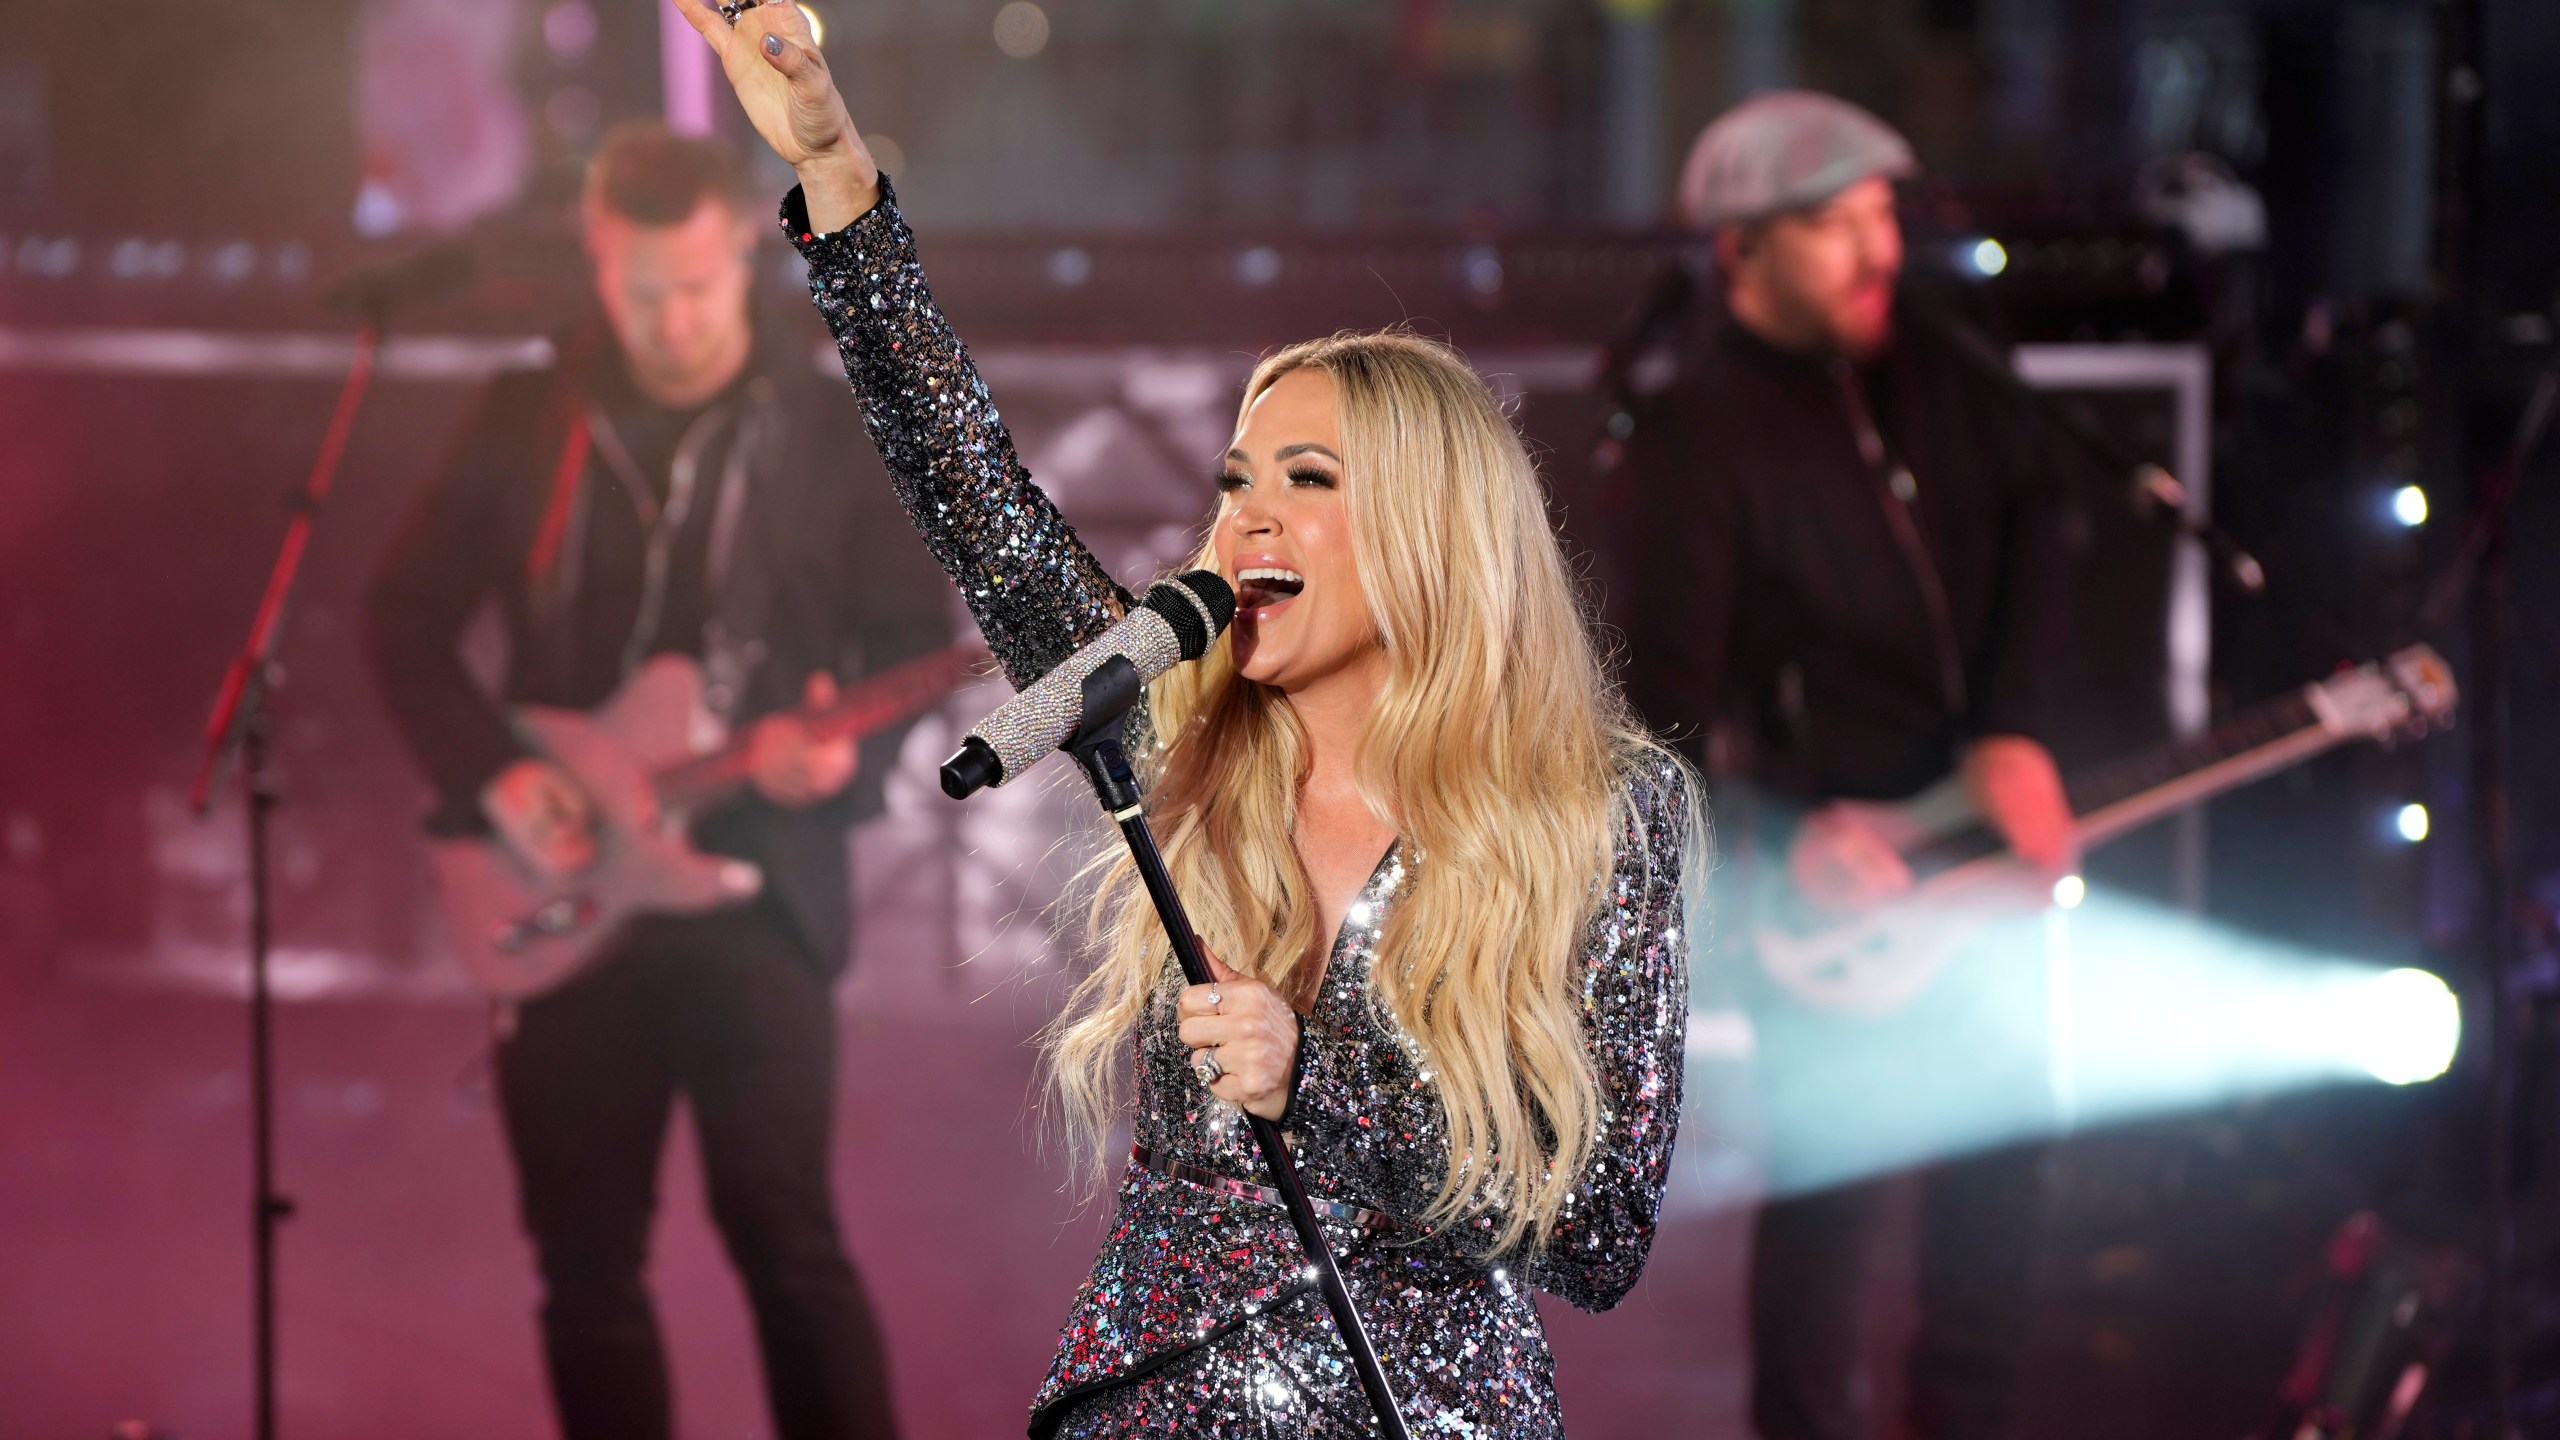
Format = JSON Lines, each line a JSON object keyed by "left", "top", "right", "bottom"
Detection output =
{"left": 1755, "top": 646, "right": 2458, "bottom": 1013}
{"left": 428, "top": 642, "right": 985, "bottom": 1001}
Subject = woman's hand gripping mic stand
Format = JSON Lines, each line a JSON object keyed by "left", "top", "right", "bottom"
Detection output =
{"left": 932, "top": 567, "right": 1407, "bottom": 1432}
{"left": 1047, "top": 655, "right": 1415, "bottom": 1438}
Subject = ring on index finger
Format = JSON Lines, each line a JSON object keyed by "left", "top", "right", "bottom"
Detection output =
{"left": 1207, "top": 984, "right": 1221, "bottom": 1013}
{"left": 715, "top": 1, "right": 753, "bottom": 24}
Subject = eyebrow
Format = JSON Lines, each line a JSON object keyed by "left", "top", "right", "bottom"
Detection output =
{"left": 1225, "top": 442, "right": 1343, "bottom": 463}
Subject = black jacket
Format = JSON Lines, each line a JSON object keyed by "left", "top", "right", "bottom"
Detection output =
{"left": 1611, "top": 298, "right": 2070, "bottom": 806}
{"left": 366, "top": 318, "right": 954, "bottom": 976}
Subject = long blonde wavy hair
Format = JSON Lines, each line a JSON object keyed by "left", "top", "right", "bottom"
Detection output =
{"left": 1047, "top": 330, "right": 1678, "bottom": 1255}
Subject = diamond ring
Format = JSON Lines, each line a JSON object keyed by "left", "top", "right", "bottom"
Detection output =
{"left": 1191, "top": 1049, "right": 1224, "bottom": 1087}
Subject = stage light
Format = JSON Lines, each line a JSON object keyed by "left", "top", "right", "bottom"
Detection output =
{"left": 1959, "top": 237, "right": 2008, "bottom": 277}
{"left": 2052, "top": 873, "right": 2086, "bottom": 909}
{"left": 545, "top": 86, "right": 601, "bottom": 141}
{"left": 2394, "top": 802, "right": 2430, "bottom": 844}
{"left": 1046, "top": 246, "right": 1091, "bottom": 288}
{"left": 541, "top": 0, "right": 598, "bottom": 61}
{"left": 1700, "top": 883, "right": 2464, "bottom": 1200}
{"left": 797, "top": 5, "right": 825, "bottom": 47}
{"left": 1234, "top": 245, "right": 1281, "bottom": 287}
{"left": 993, "top": 1, "right": 1050, "bottom": 58}
{"left": 353, "top": 181, "right": 404, "bottom": 238}
{"left": 2341, "top": 968, "right": 2460, "bottom": 1085}
{"left": 2391, "top": 484, "right": 2429, "bottom": 528}
{"left": 204, "top": 240, "right": 258, "bottom": 286}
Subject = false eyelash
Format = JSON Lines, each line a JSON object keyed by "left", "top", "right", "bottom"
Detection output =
{"left": 1214, "top": 465, "right": 1337, "bottom": 493}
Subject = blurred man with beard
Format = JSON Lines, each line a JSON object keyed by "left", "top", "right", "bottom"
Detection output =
{"left": 1610, "top": 93, "right": 2074, "bottom": 1440}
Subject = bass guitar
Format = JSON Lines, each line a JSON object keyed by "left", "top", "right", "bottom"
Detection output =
{"left": 428, "top": 642, "right": 984, "bottom": 1001}
{"left": 1757, "top": 646, "right": 2458, "bottom": 1012}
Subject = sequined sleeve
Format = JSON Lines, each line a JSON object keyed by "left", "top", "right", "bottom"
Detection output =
{"left": 782, "top": 181, "right": 1125, "bottom": 686}
{"left": 1522, "top": 751, "right": 1694, "bottom": 1311}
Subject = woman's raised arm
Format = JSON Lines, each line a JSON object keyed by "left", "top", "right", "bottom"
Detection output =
{"left": 667, "top": 0, "right": 1124, "bottom": 684}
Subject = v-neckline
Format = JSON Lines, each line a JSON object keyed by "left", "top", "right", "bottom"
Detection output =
{"left": 1306, "top": 839, "right": 1402, "bottom": 1017}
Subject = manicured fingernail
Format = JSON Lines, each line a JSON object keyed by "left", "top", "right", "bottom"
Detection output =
{"left": 763, "top": 33, "right": 782, "bottom": 55}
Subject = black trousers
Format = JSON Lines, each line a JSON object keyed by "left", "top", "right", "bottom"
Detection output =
{"left": 1740, "top": 899, "right": 2057, "bottom": 1440}
{"left": 496, "top": 903, "right": 900, "bottom": 1440}
{"left": 1748, "top": 1144, "right": 2048, "bottom": 1440}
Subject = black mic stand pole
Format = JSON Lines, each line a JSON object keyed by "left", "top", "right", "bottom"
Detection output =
{"left": 185, "top": 312, "right": 387, "bottom": 1440}
{"left": 1059, "top": 658, "right": 1413, "bottom": 1440}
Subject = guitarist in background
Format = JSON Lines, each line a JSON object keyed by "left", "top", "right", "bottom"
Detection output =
{"left": 366, "top": 122, "right": 947, "bottom": 1440}
{"left": 1609, "top": 94, "right": 2076, "bottom": 1440}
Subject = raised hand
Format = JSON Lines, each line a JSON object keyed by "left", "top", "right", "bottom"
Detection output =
{"left": 666, "top": 0, "right": 879, "bottom": 230}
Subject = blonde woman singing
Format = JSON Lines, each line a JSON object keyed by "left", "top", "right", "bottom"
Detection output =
{"left": 674, "top": 4, "right": 1700, "bottom": 1433}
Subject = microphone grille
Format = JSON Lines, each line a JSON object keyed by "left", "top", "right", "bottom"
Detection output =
{"left": 1142, "top": 570, "right": 1236, "bottom": 660}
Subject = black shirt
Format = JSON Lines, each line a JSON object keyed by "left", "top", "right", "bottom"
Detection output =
{"left": 1611, "top": 299, "right": 2070, "bottom": 805}
{"left": 576, "top": 358, "right": 729, "bottom": 670}
{"left": 365, "top": 320, "right": 956, "bottom": 974}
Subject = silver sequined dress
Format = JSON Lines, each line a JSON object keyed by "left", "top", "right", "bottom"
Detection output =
{"left": 784, "top": 183, "right": 1693, "bottom": 1438}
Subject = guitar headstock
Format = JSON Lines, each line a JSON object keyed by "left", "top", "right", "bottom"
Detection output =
{"left": 2305, "top": 645, "right": 2459, "bottom": 745}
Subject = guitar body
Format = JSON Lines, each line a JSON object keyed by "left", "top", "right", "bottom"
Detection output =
{"left": 1750, "top": 646, "right": 2457, "bottom": 1014}
{"left": 1749, "top": 784, "right": 2051, "bottom": 1014}
{"left": 427, "top": 657, "right": 763, "bottom": 1003}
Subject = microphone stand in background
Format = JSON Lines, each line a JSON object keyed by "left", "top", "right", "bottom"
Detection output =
{"left": 1919, "top": 305, "right": 2271, "bottom": 596}
{"left": 1053, "top": 657, "right": 1414, "bottom": 1440}
{"left": 184, "top": 242, "right": 470, "bottom": 1440}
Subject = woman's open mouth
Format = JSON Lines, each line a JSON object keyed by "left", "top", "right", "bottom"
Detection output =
{"left": 1235, "top": 566, "right": 1305, "bottom": 617}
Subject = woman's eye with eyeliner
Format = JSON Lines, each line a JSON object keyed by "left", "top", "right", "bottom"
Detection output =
{"left": 1215, "top": 470, "right": 1249, "bottom": 493}
{"left": 1286, "top": 466, "right": 1336, "bottom": 489}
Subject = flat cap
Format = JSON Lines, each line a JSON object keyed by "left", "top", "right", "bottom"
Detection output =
{"left": 1677, "top": 90, "right": 1917, "bottom": 231}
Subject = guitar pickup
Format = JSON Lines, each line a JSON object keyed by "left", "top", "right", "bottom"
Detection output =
{"left": 490, "top": 895, "right": 599, "bottom": 953}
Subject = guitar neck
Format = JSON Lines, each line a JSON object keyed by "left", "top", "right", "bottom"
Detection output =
{"left": 2061, "top": 690, "right": 2330, "bottom": 848}
{"left": 1900, "top": 687, "right": 2336, "bottom": 876}
{"left": 651, "top": 645, "right": 982, "bottom": 815}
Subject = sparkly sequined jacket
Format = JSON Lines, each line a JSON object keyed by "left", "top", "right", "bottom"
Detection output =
{"left": 786, "top": 182, "right": 1692, "bottom": 1438}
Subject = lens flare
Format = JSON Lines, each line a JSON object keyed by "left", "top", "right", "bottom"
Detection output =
{"left": 993, "top": 1, "right": 1050, "bottom": 58}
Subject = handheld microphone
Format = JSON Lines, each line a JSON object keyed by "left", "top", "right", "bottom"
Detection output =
{"left": 940, "top": 569, "right": 1236, "bottom": 799}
